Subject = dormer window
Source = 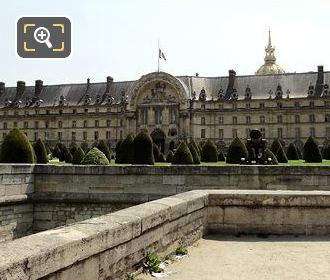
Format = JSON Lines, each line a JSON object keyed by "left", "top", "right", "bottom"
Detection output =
{"left": 35, "top": 99, "right": 43, "bottom": 107}
{"left": 4, "top": 100, "right": 12, "bottom": 107}
{"left": 96, "top": 95, "right": 101, "bottom": 104}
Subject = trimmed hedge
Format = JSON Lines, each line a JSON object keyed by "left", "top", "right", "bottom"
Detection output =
{"left": 201, "top": 140, "right": 218, "bottom": 162}
{"left": 133, "top": 132, "right": 154, "bottom": 165}
{"left": 120, "top": 134, "right": 135, "bottom": 164}
{"left": 72, "top": 146, "right": 85, "bottom": 164}
{"left": 275, "top": 145, "right": 288, "bottom": 163}
{"left": 0, "top": 128, "right": 36, "bottom": 163}
{"left": 166, "top": 151, "right": 174, "bottom": 163}
{"left": 264, "top": 148, "right": 278, "bottom": 165}
{"left": 303, "top": 136, "right": 322, "bottom": 163}
{"left": 81, "top": 147, "right": 109, "bottom": 165}
{"left": 226, "top": 137, "right": 249, "bottom": 164}
{"left": 172, "top": 142, "right": 193, "bottom": 164}
{"left": 97, "top": 140, "right": 111, "bottom": 162}
{"left": 33, "top": 139, "right": 48, "bottom": 163}
{"left": 188, "top": 142, "right": 200, "bottom": 164}
{"left": 115, "top": 140, "right": 123, "bottom": 163}
{"left": 218, "top": 151, "right": 225, "bottom": 162}
{"left": 286, "top": 143, "right": 299, "bottom": 160}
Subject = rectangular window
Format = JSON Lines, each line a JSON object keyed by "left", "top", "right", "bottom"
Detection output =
{"left": 141, "top": 108, "right": 148, "bottom": 125}
{"left": 107, "top": 120, "right": 111, "bottom": 127}
{"left": 84, "top": 120, "right": 88, "bottom": 128}
{"left": 295, "top": 115, "right": 300, "bottom": 123}
{"left": 219, "top": 116, "right": 224, "bottom": 124}
{"left": 24, "top": 111, "right": 29, "bottom": 116}
{"left": 45, "top": 121, "right": 49, "bottom": 129}
{"left": 201, "top": 129, "right": 205, "bottom": 139}
{"left": 95, "top": 120, "right": 99, "bottom": 127}
{"left": 246, "top": 103, "right": 250, "bottom": 109}
{"left": 72, "top": 131, "right": 76, "bottom": 141}
{"left": 120, "top": 119, "right": 124, "bottom": 126}
{"left": 14, "top": 122, "right": 17, "bottom": 127}
{"left": 259, "top": 103, "right": 265, "bottom": 109}
{"left": 295, "top": 127, "right": 301, "bottom": 139}
{"left": 120, "top": 130, "right": 123, "bottom": 139}
{"left": 73, "top": 109, "right": 77, "bottom": 114}
{"left": 326, "top": 127, "right": 330, "bottom": 139}
{"left": 219, "top": 129, "right": 224, "bottom": 139}
{"left": 94, "top": 131, "right": 99, "bottom": 140}
{"left": 46, "top": 110, "right": 50, "bottom": 115}
{"left": 260, "top": 128, "right": 265, "bottom": 138}
{"left": 72, "top": 120, "right": 76, "bottom": 128}
{"left": 59, "top": 109, "right": 63, "bottom": 115}
{"left": 277, "top": 115, "right": 282, "bottom": 123}
{"left": 35, "top": 110, "right": 39, "bottom": 115}
{"left": 45, "top": 132, "right": 49, "bottom": 141}
{"left": 233, "top": 116, "right": 237, "bottom": 125}
{"left": 35, "top": 121, "right": 39, "bottom": 129}
{"left": 83, "top": 131, "right": 87, "bottom": 141}
{"left": 34, "top": 132, "right": 38, "bottom": 141}
{"left": 106, "top": 131, "right": 111, "bottom": 140}
{"left": 278, "top": 127, "right": 283, "bottom": 139}
{"left": 24, "top": 121, "right": 28, "bottom": 129}
{"left": 246, "top": 116, "right": 251, "bottom": 124}
{"left": 309, "top": 114, "right": 315, "bottom": 123}
{"left": 58, "top": 132, "right": 62, "bottom": 141}
{"left": 3, "top": 122, "right": 7, "bottom": 129}
{"left": 219, "top": 103, "right": 223, "bottom": 110}
{"left": 232, "top": 103, "right": 237, "bottom": 110}
{"left": 310, "top": 127, "right": 315, "bottom": 137}
{"left": 310, "top": 101, "right": 314, "bottom": 108}
{"left": 201, "top": 117, "right": 205, "bottom": 125}
{"left": 58, "top": 121, "right": 62, "bottom": 128}
{"left": 325, "top": 101, "right": 330, "bottom": 108}
{"left": 170, "top": 108, "right": 177, "bottom": 124}
{"left": 246, "top": 128, "right": 250, "bottom": 138}
{"left": 294, "top": 101, "right": 300, "bottom": 108}
{"left": 155, "top": 108, "right": 162, "bottom": 124}
{"left": 325, "top": 114, "right": 330, "bottom": 122}
{"left": 260, "top": 116, "right": 265, "bottom": 124}
{"left": 84, "top": 108, "right": 88, "bottom": 113}
{"left": 232, "top": 129, "right": 237, "bottom": 139}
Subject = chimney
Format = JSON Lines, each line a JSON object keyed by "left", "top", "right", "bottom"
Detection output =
{"left": 16, "top": 81, "right": 25, "bottom": 96}
{"left": 225, "top": 70, "right": 236, "bottom": 99}
{"left": 106, "top": 76, "right": 113, "bottom": 93}
{"left": 35, "top": 80, "right": 43, "bottom": 95}
{"left": 315, "top": 65, "right": 324, "bottom": 96}
{"left": 0, "top": 82, "right": 5, "bottom": 94}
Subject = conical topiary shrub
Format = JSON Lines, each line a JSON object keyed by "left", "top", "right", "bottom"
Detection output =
{"left": 72, "top": 146, "right": 85, "bottom": 164}
{"left": 69, "top": 142, "right": 78, "bottom": 156}
{"left": 303, "top": 136, "right": 322, "bottom": 163}
{"left": 218, "top": 151, "right": 225, "bottom": 162}
{"left": 270, "top": 139, "right": 283, "bottom": 154}
{"left": 120, "top": 134, "right": 135, "bottom": 164}
{"left": 97, "top": 140, "right": 111, "bottom": 162}
{"left": 153, "top": 143, "right": 161, "bottom": 162}
{"left": 115, "top": 140, "right": 123, "bottom": 163}
{"left": 80, "top": 142, "right": 89, "bottom": 153}
{"left": 158, "top": 153, "right": 166, "bottom": 162}
{"left": 323, "top": 144, "right": 330, "bottom": 160}
{"left": 226, "top": 137, "right": 249, "bottom": 164}
{"left": 172, "top": 142, "right": 193, "bottom": 164}
{"left": 275, "top": 145, "right": 288, "bottom": 163}
{"left": 286, "top": 143, "right": 299, "bottom": 160}
{"left": 52, "top": 144, "right": 61, "bottom": 159}
{"left": 33, "top": 139, "right": 48, "bottom": 163}
{"left": 0, "top": 128, "right": 36, "bottom": 163}
{"left": 297, "top": 147, "right": 303, "bottom": 159}
{"left": 133, "top": 131, "right": 154, "bottom": 165}
{"left": 166, "top": 151, "right": 174, "bottom": 163}
{"left": 188, "top": 142, "right": 200, "bottom": 164}
{"left": 190, "top": 139, "right": 201, "bottom": 158}
{"left": 81, "top": 147, "right": 109, "bottom": 165}
{"left": 201, "top": 139, "right": 218, "bottom": 162}
{"left": 264, "top": 148, "right": 278, "bottom": 165}
{"left": 57, "top": 143, "right": 72, "bottom": 163}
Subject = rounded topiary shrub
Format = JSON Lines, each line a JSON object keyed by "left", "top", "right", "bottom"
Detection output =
{"left": 153, "top": 143, "right": 161, "bottom": 162}
{"left": 0, "top": 128, "right": 36, "bottom": 163}
{"left": 275, "top": 145, "right": 288, "bottom": 163}
{"left": 226, "top": 137, "right": 249, "bottom": 164}
{"left": 96, "top": 140, "right": 111, "bottom": 162}
{"left": 120, "top": 134, "right": 135, "bottom": 164}
{"left": 188, "top": 142, "right": 200, "bottom": 164}
{"left": 133, "top": 132, "right": 154, "bottom": 165}
{"left": 264, "top": 148, "right": 278, "bottom": 165}
{"left": 303, "top": 136, "right": 322, "bottom": 163}
{"left": 172, "top": 142, "right": 193, "bottom": 164}
{"left": 286, "top": 143, "right": 299, "bottom": 160}
{"left": 81, "top": 147, "right": 109, "bottom": 165}
{"left": 201, "top": 139, "right": 218, "bottom": 162}
{"left": 72, "top": 146, "right": 85, "bottom": 164}
{"left": 115, "top": 140, "right": 123, "bottom": 163}
{"left": 218, "top": 151, "right": 226, "bottom": 162}
{"left": 33, "top": 139, "right": 48, "bottom": 163}
{"left": 166, "top": 151, "right": 174, "bottom": 163}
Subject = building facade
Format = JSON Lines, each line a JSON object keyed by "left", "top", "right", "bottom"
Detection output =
{"left": 0, "top": 34, "right": 330, "bottom": 152}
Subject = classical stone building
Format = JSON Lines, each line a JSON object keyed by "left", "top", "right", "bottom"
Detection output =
{"left": 0, "top": 34, "right": 330, "bottom": 152}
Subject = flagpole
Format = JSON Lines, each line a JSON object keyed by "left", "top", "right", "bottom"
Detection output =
{"left": 157, "top": 39, "right": 160, "bottom": 72}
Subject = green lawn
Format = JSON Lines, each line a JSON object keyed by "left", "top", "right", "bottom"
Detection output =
{"left": 48, "top": 158, "right": 330, "bottom": 166}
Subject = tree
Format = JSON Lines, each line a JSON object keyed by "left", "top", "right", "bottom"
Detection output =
{"left": 226, "top": 137, "right": 249, "bottom": 164}
{"left": 275, "top": 145, "right": 288, "bottom": 163}
{"left": 0, "top": 128, "right": 36, "bottom": 163}
{"left": 188, "top": 142, "right": 200, "bottom": 164}
{"left": 97, "top": 140, "right": 112, "bottom": 161}
{"left": 72, "top": 146, "right": 85, "bottom": 164}
{"left": 33, "top": 139, "right": 48, "bottom": 163}
{"left": 172, "top": 142, "right": 193, "bottom": 164}
{"left": 166, "top": 151, "right": 174, "bottom": 163}
{"left": 286, "top": 143, "right": 299, "bottom": 160}
{"left": 133, "top": 131, "right": 154, "bottom": 165}
{"left": 120, "top": 134, "right": 135, "bottom": 164}
{"left": 303, "top": 136, "right": 322, "bottom": 163}
{"left": 264, "top": 148, "right": 278, "bottom": 165}
{"left": 115, "top": 140, "right": 123, "bottom": 163}
{"left": 153, "top": 143, "right": 161, "bottom": 162}
{"left": 201, "top": 139, "right": 218, "bottom": 162}
{"left": 81, "top": 147, "right": 109, "bottom": 165}
{"left": 218, "top": 151, "right": 226, "bottom": 162}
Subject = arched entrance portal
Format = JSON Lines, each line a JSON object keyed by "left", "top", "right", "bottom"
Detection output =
{"left": 151, "top": 129, "right": 166, "bottom": 153}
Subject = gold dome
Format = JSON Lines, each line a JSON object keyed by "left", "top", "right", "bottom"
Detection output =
{"left": 256, "top": 31, "right": 285, "bottom": 75}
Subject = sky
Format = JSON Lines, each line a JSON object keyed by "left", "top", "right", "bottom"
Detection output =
{"left": 0, "top": 0, "right": 329, "bottom": 86}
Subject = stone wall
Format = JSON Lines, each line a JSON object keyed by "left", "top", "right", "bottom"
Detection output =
{"left": 0, "top": 165, "right": 34, "bottom": 242}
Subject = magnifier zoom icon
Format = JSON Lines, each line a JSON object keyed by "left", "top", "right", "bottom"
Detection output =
{"left": 34, "top": 27, "right": 53, "bottom": 49}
